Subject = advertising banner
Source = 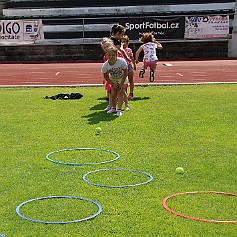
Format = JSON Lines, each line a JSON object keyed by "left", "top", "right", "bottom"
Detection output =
{"left": 0, "top": 19, "right": 44, "bottom": 44}
{"left": 120, "top": 17, "right": 185, "bottom": 40}
{"left": 185, "top": 15, "right": 230, "bottom": 39}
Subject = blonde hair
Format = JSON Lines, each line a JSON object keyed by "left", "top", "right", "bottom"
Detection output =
{"left": 106, "top": 46, "right": 118, "bottom": 54}
{"left": 101, "top": 37, "right": 114, "bottom": 48}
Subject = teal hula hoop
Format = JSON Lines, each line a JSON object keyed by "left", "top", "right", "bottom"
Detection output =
{"left": 16, "top": 196, "right": 102, "bottom": 224}
{"left": 46, "top": 148, "right": 120, "bottom": 166}
{"left": 83, "top": 168, "right": 153, "bottom": 188}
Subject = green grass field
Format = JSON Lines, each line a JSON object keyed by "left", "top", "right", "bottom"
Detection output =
{"left": 0, "top": 84, "right": 237, "bottom": 237}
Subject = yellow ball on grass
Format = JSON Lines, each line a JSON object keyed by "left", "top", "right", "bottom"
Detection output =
{"left": 95, "top": 127, "right": 102, "bottom": 135}
{"left": 176, "top": 167, "right": 184, "bottom": 174}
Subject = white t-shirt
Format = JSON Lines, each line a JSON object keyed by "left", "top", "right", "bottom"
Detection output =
{"left": 101, "top": 58, "right": 128, "bottom": 83}
{"left": 141, "top": 42, "right": 158, "bottom": 62}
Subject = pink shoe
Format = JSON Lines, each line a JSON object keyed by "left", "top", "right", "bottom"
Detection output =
{"left": 107, "top": 108, "right": 116, "bottom": 114}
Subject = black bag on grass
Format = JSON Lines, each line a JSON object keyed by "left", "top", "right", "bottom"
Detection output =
{"left": 44, "top": 93, "right": 83, "bottom": 100}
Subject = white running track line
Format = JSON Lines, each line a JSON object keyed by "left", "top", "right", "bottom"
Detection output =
{"left": 1, "top": 81, "right": 237, "bottom": 87}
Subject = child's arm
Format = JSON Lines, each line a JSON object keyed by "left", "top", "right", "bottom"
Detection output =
{"left": 115, "top": 45, "right": 131, "bottom": 62}
{"left": 118, "top": 68, "right": 128, "bottom": 89}
{"left": 121, "top": 68, "right": 128, "bottom": 85}
{"left": 102, "top": 55, "right": 108, "bottom": 84}
{"left": 130, "top": 54, "right": 136, "bottom": 71}
{"left": 135, "top": 46, "right": 143, "bottom": 64}
{"left": 103, "top": 72, "right": 116, "bottom": 87}
{"left": 155, "top": 41, "right": 163, "bottom": 50}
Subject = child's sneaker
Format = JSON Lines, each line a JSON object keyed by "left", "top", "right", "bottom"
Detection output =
{"left": 116, "top": 110, "right": 122, "bottom": 116}
{"left": 139, "top": 69, "right": 145, "bottom": 78}
{"left": 107, "top": 108, "right": 116, "bottom": 114}
{"left": 104, "top": 105, "right": 110, "bottom": 111}
{"left": 127, "top": 93, "right": 135, "bottom": 100}
{"left": 149, "top": 70, "right": 155, "bottom": 82}
{"left": 125, "top": 105, "right": 130, "bottom": 111}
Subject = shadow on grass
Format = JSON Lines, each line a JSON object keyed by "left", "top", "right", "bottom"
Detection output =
{"left": 90, "top": 101, "right": 108, "bottom": 111}
{"left": 97, "top": 97, "right": 109, "bottom": 101}
{"left": 97, "top": 96, "right": 151, "bottom": 102}
{"left": 83, "top": 96, "right": 150, "bottom": 124}
{"left": 130, "top": 96, "right": 151, "bottom": 101}
{"left": 82, "top": 101, "right": 117, "bottom": 124}
{"left": 82, "top": 110, "right": 117, "bottom": 124}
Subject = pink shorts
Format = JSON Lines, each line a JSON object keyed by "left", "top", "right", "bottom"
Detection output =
{"left": 105, "top": 81, "right": 111, "bottom": 92}
{"left": 143, "top": 60, "right": 158, "bottom": 71}
{"left": 105, "top": 78, "right": 129, "bottom": 92}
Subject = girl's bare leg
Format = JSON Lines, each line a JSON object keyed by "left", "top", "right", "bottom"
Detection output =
{"left": 116, "top": 86, "right": 125, "bottom": 116}
{"left": 111, "top": 86, "right": 117, "bottom": 109}
{"left": 107, "top": 86, "right": 117, "bottom": 113}
{"left": 117, "top": 88, "right": 124, "bottom": 110}
{"left": 128, "top": 71, "right": 134, "bottom": 96}
{"left": 124, "top": 90, "right": 128, "bottom": 106}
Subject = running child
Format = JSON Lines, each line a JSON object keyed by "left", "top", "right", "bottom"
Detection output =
{"left": 135, "top": 32, "right": 163, "bottom": 82}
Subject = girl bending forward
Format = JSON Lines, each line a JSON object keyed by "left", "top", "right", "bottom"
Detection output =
{"left": 101, "top": 46, "right": 128, "bottom": 117}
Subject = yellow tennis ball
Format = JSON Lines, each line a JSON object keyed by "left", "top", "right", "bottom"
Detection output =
{"left": 176, "top": 167, "right": 184, "bottom": 174}
{"left": 95, "top": 127, "right": 102, "bottom": 134}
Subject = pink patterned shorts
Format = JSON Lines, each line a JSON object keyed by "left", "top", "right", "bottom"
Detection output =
{"left": 143, "top": 60, "right": 158, "bottom": 71}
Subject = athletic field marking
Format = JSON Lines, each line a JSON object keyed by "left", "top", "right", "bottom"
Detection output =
{"left": 177, "top": 73, "right": 183, "bottom": 77}
{"left": 163, "top": 63, "right": 173, "bottom": 66}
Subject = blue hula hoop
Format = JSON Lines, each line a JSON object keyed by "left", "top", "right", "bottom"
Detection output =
{"left": 82, "top": 168, "right": 153, "bottom": 188}
{"left": 46, "top": 148, "right": 120, "bottom": 166}
{"left": 16, "top": 196, "right": 102, "bottom": 224}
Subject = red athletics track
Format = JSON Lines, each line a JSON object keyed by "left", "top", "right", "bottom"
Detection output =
{"left": 0, "top": 59, "right": 236, "bottom": 87}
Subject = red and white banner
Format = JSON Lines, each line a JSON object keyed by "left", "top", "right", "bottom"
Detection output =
{"left": 0, "top": 19, "right": 44, "bottom": 44}
{"left": 185, "top": 15, "right": 229, "bottom": 39}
